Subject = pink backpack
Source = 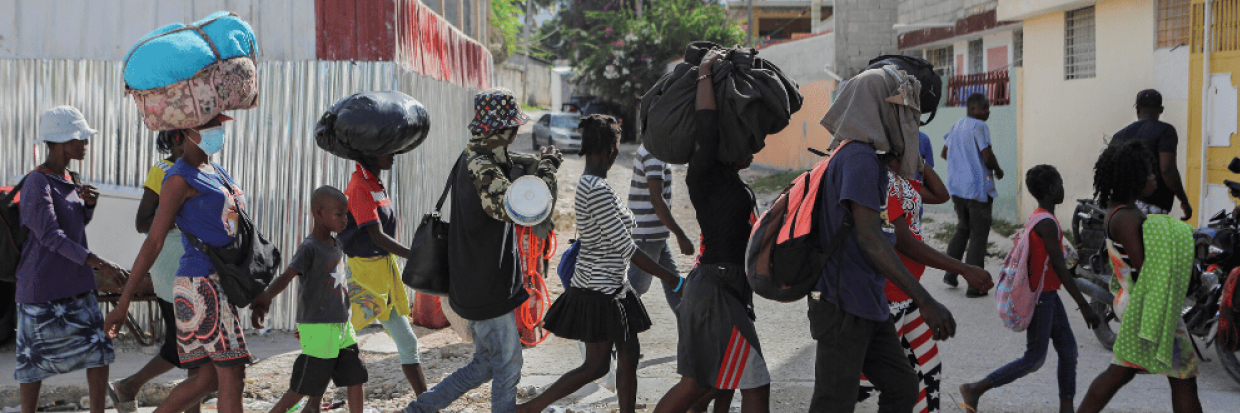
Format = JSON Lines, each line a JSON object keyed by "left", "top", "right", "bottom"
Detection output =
{"left": 996, "top": 211, "right": 1057, "bottom": 331}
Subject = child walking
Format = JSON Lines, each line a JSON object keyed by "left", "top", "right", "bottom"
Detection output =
{"left": 251, "top": 186, "right": 367, "bottom": 413}
{"left": 959, "top": 165, "right": 1100, "bottom": 413}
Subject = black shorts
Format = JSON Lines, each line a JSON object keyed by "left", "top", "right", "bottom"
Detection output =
{"left": 288, "top": 344, "right": 368, "bottom": 397}
{"left": 157, "top": 298, "right": 182, "bottom": 368}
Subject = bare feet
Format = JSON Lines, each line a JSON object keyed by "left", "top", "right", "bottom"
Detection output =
{"left": 114, "top": 378, "right": 139, "bottom": 403}
{"left": 959, "top": 383, "right": 983, "bottom": 412}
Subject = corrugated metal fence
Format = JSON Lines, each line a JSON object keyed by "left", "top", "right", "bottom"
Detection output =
{"left": 1, "top": 59, "right": 476, "bottom": 331}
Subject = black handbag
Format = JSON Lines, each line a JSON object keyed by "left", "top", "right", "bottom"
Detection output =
{"left": 185, "top": 181, "right": 281, "bottom": 308}
{"left": 402, "top": 155, "right": 464, "bottom": 295}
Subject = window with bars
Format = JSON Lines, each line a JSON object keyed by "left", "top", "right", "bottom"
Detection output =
{"left": 1065, "top": 6, "right": 1096, "bottom": 80}
{"left": 1014, "top": 30, "right": 1023, "bottom": 67}
{"left": 1157, "top": 0, "right": 1191, "bottom": 48}
{"left": 969, "top": 39, "right": 984, "bottom": 74}
{"left": 927, "top": 46, "right": 954, "bottom": 77}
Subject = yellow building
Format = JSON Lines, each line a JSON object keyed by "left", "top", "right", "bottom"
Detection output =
{"left": 1187, "top": 0, "right": 1240, "bottom": 223}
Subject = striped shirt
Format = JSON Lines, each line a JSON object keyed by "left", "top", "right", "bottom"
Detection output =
{"left": 573, "top": 175, "right": 638, "bottom": 294}
{"left": 627, "top": 145, "right": 674, "bottom": 241}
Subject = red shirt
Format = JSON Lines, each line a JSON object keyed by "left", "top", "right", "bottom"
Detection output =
{"left": 884, "top": 173, "right": 924, "bottom": 302}
{"left": 1027, "top": 209, "right": 1063, "bottom": 291}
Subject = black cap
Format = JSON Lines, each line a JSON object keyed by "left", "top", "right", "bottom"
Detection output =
{"left": 1135, "top": 89, "right": 1162, "bottom": 109}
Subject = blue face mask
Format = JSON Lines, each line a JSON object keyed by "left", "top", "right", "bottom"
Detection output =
{"left": 194, "top": 127, "right": 226, "bottom": 155}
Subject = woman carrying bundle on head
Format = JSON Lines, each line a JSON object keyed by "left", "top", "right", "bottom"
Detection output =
{"left": 517, "top": 115, "right": 683, "bottom": 413}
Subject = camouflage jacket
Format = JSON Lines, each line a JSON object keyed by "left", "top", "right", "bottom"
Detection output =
{"left": 466, "top": 133, "right": 559, "bottom": 225}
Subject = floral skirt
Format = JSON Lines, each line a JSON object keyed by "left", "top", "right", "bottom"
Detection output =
{"left": 15, "top": 292, "right": 115, "bottom": 383}
{"left": 174, "top": 274, "right": 252, "bottom": 368}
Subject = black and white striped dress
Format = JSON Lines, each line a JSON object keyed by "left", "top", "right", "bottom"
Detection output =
{"left": 544, "top": 175, "right": 653, "bottom": 343}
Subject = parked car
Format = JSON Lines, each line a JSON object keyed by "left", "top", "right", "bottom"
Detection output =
{"left": 532, "top": 112, "right": 583, "bottom": 152}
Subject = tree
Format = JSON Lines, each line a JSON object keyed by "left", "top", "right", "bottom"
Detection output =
{"left": 491, "top": 0, "right": 524, "bottom": 62}
{"left": 539, "top": 0, "right": 744, "bottom": 117}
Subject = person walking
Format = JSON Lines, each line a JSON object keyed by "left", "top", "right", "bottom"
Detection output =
{"left": 340, "top": 149, "right": 426, "bottom": 395}
{"left": 400, "top": 88, "right": 562, "bottom": 413}
{"left": 626, "top": 143, "right": 693, "bottom": 314}
{"left": 15, "top": 106, "right": 128, "bottom": 413}
{"left": 519, "top": 115, "right": 683, "bottom": 413}
{"left": 958, "top": 165, "right": 1101, "bottom": 413}
{"left": 811, "top": 66, "right": 960, "bottom": 413}
{"left": 1077, "top": 141, "right": 1202, "bottom": 413}
{"left": 1110, "top": 89, "right": 1192, "bottom": 220}
{"left": 110, "top": 130, "right": 206, "bottom": 413}
{"left": 941, "top": 93, "right": 1004, "bottom": 297}
{"left": 105, "top": 114, "right": 253, "bottom": 413}
{"left": 653, "top": 49, "right": 771, "bottom": 413}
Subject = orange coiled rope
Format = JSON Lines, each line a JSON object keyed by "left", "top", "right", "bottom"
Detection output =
{"left": 516, "top": 226, "right": 556, "bottom": 346}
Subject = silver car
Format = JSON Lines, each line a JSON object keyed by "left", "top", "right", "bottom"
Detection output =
{"left": 531, "top": 113, "right": 582, "bottom": 152}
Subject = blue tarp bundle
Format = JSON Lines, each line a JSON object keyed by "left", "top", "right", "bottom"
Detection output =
{"left": 124, "top": 11, "right": 257, "bottom": 90}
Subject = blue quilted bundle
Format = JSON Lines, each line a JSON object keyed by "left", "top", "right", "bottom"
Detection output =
{"left": 124, "top": 11, "right": 258, "bottom": 90}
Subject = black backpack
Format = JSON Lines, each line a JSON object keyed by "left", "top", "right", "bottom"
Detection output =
{"left": 1, "top": 177, "right": 28, "bottom": 283}
{"left": 866, "top": 55, "right": 943, "bottom": 125}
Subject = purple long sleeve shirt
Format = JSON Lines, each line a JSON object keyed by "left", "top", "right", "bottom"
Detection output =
{"left": 15, "top": 170, "right": 97, "bottom": 304}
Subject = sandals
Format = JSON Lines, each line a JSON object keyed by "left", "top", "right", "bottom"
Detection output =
{"left": 946, "top": 392, "right": 977, "bottom": 413}
{"left": 107, "top": 382, "right": 138, "bottom": 413}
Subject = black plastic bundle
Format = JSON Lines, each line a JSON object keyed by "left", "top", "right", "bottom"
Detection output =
{"left": 315, "top": 91, "right": 431, "bottom": 161}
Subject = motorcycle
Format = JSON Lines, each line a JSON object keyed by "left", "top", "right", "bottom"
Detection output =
{"left": 1071, "top": 170, "right": 1240, "bottom": 385}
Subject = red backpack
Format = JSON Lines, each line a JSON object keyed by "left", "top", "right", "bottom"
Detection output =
{"left": 746, "top": 143, "right": 853, "bottom": 302}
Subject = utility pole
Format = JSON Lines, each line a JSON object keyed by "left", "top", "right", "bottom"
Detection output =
{"left": 523, "top": 0, "right": 534, "bottom": 105}
{"left": 747, "top": 0, "right": 754, "bottom": 47}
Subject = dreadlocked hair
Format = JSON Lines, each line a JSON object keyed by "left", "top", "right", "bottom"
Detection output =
{"left": 578, "top": 114, "right": 621, "bottom": 157}
{"left": 1094, "top": 139, "right": 1155, "bottom": 207}
{"left": 1025, "top": 164, "right": 1061, "bottom": 201}
{"left": 155, "top": 130, "right": 182, "bottom": 154}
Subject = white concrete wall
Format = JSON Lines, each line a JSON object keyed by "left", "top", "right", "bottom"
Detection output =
{"left": 0, "top": 0, "right": 317, "bottom": 61}
{"left": 983, "top": 30, "right": 1016, "bottom": 71}
{"left": 756, "top": 33, "right": 836, "bottom": 84}
{"left": 998, "top": 0, "right": 1099, "bottom": 20}
{"left": 1016, "top": 0, "right": 1187, "bottom": 221}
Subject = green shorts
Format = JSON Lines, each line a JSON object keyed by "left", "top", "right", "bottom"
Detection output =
{"left": 297, "top": 323, "right": 358, "bottom": 359}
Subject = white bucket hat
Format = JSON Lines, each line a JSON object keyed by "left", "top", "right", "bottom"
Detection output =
{"left": 38, "top": 105, "right": 97, "bottom": 143}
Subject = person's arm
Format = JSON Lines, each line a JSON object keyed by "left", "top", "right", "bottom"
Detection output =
{"left": 468, "top": 153, "right": 520, "bottom": 223}
{"left": 647, "top": 177, "right": 693, "bottom": 254}
{"left": 851, "top": 202, "right": 957, "bottom": 340}
{"left": 365, "top": 225, "right": 411, "bottom": 259}
{"left": 1159, "top": 152, "right": 1192, "bottom": 221}
{"left": 1034, "top": 220, "right": 1100, "bottom": 329}
{"left": 940, "top": 144, "right": 948, "bottom": 161}
{"left": 918, "top": 166, "right": 950, "bottom": 205}
{"left": 105, "top": 174, "right": 191, "bottom": 337}
{"left": 688, "top": 50, "right": 725, "bottom": 185}
{"left": 892, "top": 216, "right": 993, "bottom": 291}
{"left": 632, "top": 249, "right": 681, "bottom": 292}
{"left": 250, "top": 267, "right": 299, "bottom": 328}
{"left": 135, "top": 188, "right": 159, "bottom": 233}
{"left": 981, "top": 147, "right": 1004, "bottom": 180}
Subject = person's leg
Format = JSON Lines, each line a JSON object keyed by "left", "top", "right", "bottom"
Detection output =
{"left": 517, "top": 341, "right": 614, "bottom": 413}
{"left": 1168, "top": 377, "right": 1203, "bottom": 413}
{"left": 686, "top": 389, "right": 733, "bottom": 413}
{"left": 347, "top": 385, "right": 365, "bottom": 413}
{"left": 404, "top": 323, "right": 495, "bottom": 413}
{"left": 268, "top": 391, "right": 306, "bottom": 413}
{"left": 653, "top": 377, "right": 713, "bottom": 413}
{"left": 117, "top": 299, "right": 180, "bottom": 403}
{"left": 86, "top": 365, "right": 109, "bottom": 413}
{"left": 1077, "top": 365, "right": 1139, "bottom": 413}
{"left": 807, "top": 298, "right": 871, "bottom": 413}
{"left": 19, "top": 381, "right": 39, "bottom": 413}
{"left": 963, "top": 199, "right": 993, "bottom": 296}
{"left": 215, "top": 364, "right": 247, "bottom": 413}
{"left": 1047, "top": 294, "right": 1079, "bottom": 413}
{"left": 944, "top": 196, "right": 973, "bottom": 285}
{"left": 739, "top": 385, "right": 770, "bottom": 413}
{"left": 655, "top": 241, "right": 683, "bottom": 315}
{"left": 860, "top": 321, "right": 918, "bottom": 413}
{"left": 485, "top": 312, "right": 524, "bottom": 413}
{"left": 961, "top": 294, "right": 1055, "bottom": 409}
{"left": 616, "top": 329, "right": 641, "bottom": 413}
{"left": 379, "top": 308, "right": 428, "bottom": 395}
{"left": 154, "top": 364, "right": 220, "bottom": 413}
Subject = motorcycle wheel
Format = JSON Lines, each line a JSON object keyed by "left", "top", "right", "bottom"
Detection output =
{"left": 1218, "top": 340, "right": 1240, "bottom": 386}
{"left": 1090, "top": 299, "right": 1118, "bottom": 351}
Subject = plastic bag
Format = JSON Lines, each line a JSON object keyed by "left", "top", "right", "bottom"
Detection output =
{"left": 315, "top": 91, "right": 431, "bottom": 161}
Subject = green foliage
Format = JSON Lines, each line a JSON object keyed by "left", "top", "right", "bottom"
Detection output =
{"left": 491, "top": 0, "right": 524, "bottom": 62}
{"left": 992, "top": 219, "right": 1023, "bottom": 238}
{"left": 541, "top": 0, "right": 744, "bottom": 104}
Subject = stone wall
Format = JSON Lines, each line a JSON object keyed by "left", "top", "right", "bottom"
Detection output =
{"left": 496, "top": 53, "right": 554, "bottom": 108}
{"left": 833, "top": 0, "right": 900, "bottom": 78}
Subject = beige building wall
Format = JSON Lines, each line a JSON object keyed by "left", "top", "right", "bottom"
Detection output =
{"left": 1015, "top": 0, "right": 1188, "bottom": 221}
{"left": 753, "top": 80, "right": 837, "bottom": 170}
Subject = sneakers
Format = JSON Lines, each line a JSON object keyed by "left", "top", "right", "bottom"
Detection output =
{"left": 943, "top": 274, "right": 959, "bottom": 288}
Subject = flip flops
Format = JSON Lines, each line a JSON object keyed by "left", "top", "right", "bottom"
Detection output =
{"left": 946, "top": 392, "right": 977, "bottom": 413}
{"left": 107, "top": 382, "right": 138, "bottom": 413}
